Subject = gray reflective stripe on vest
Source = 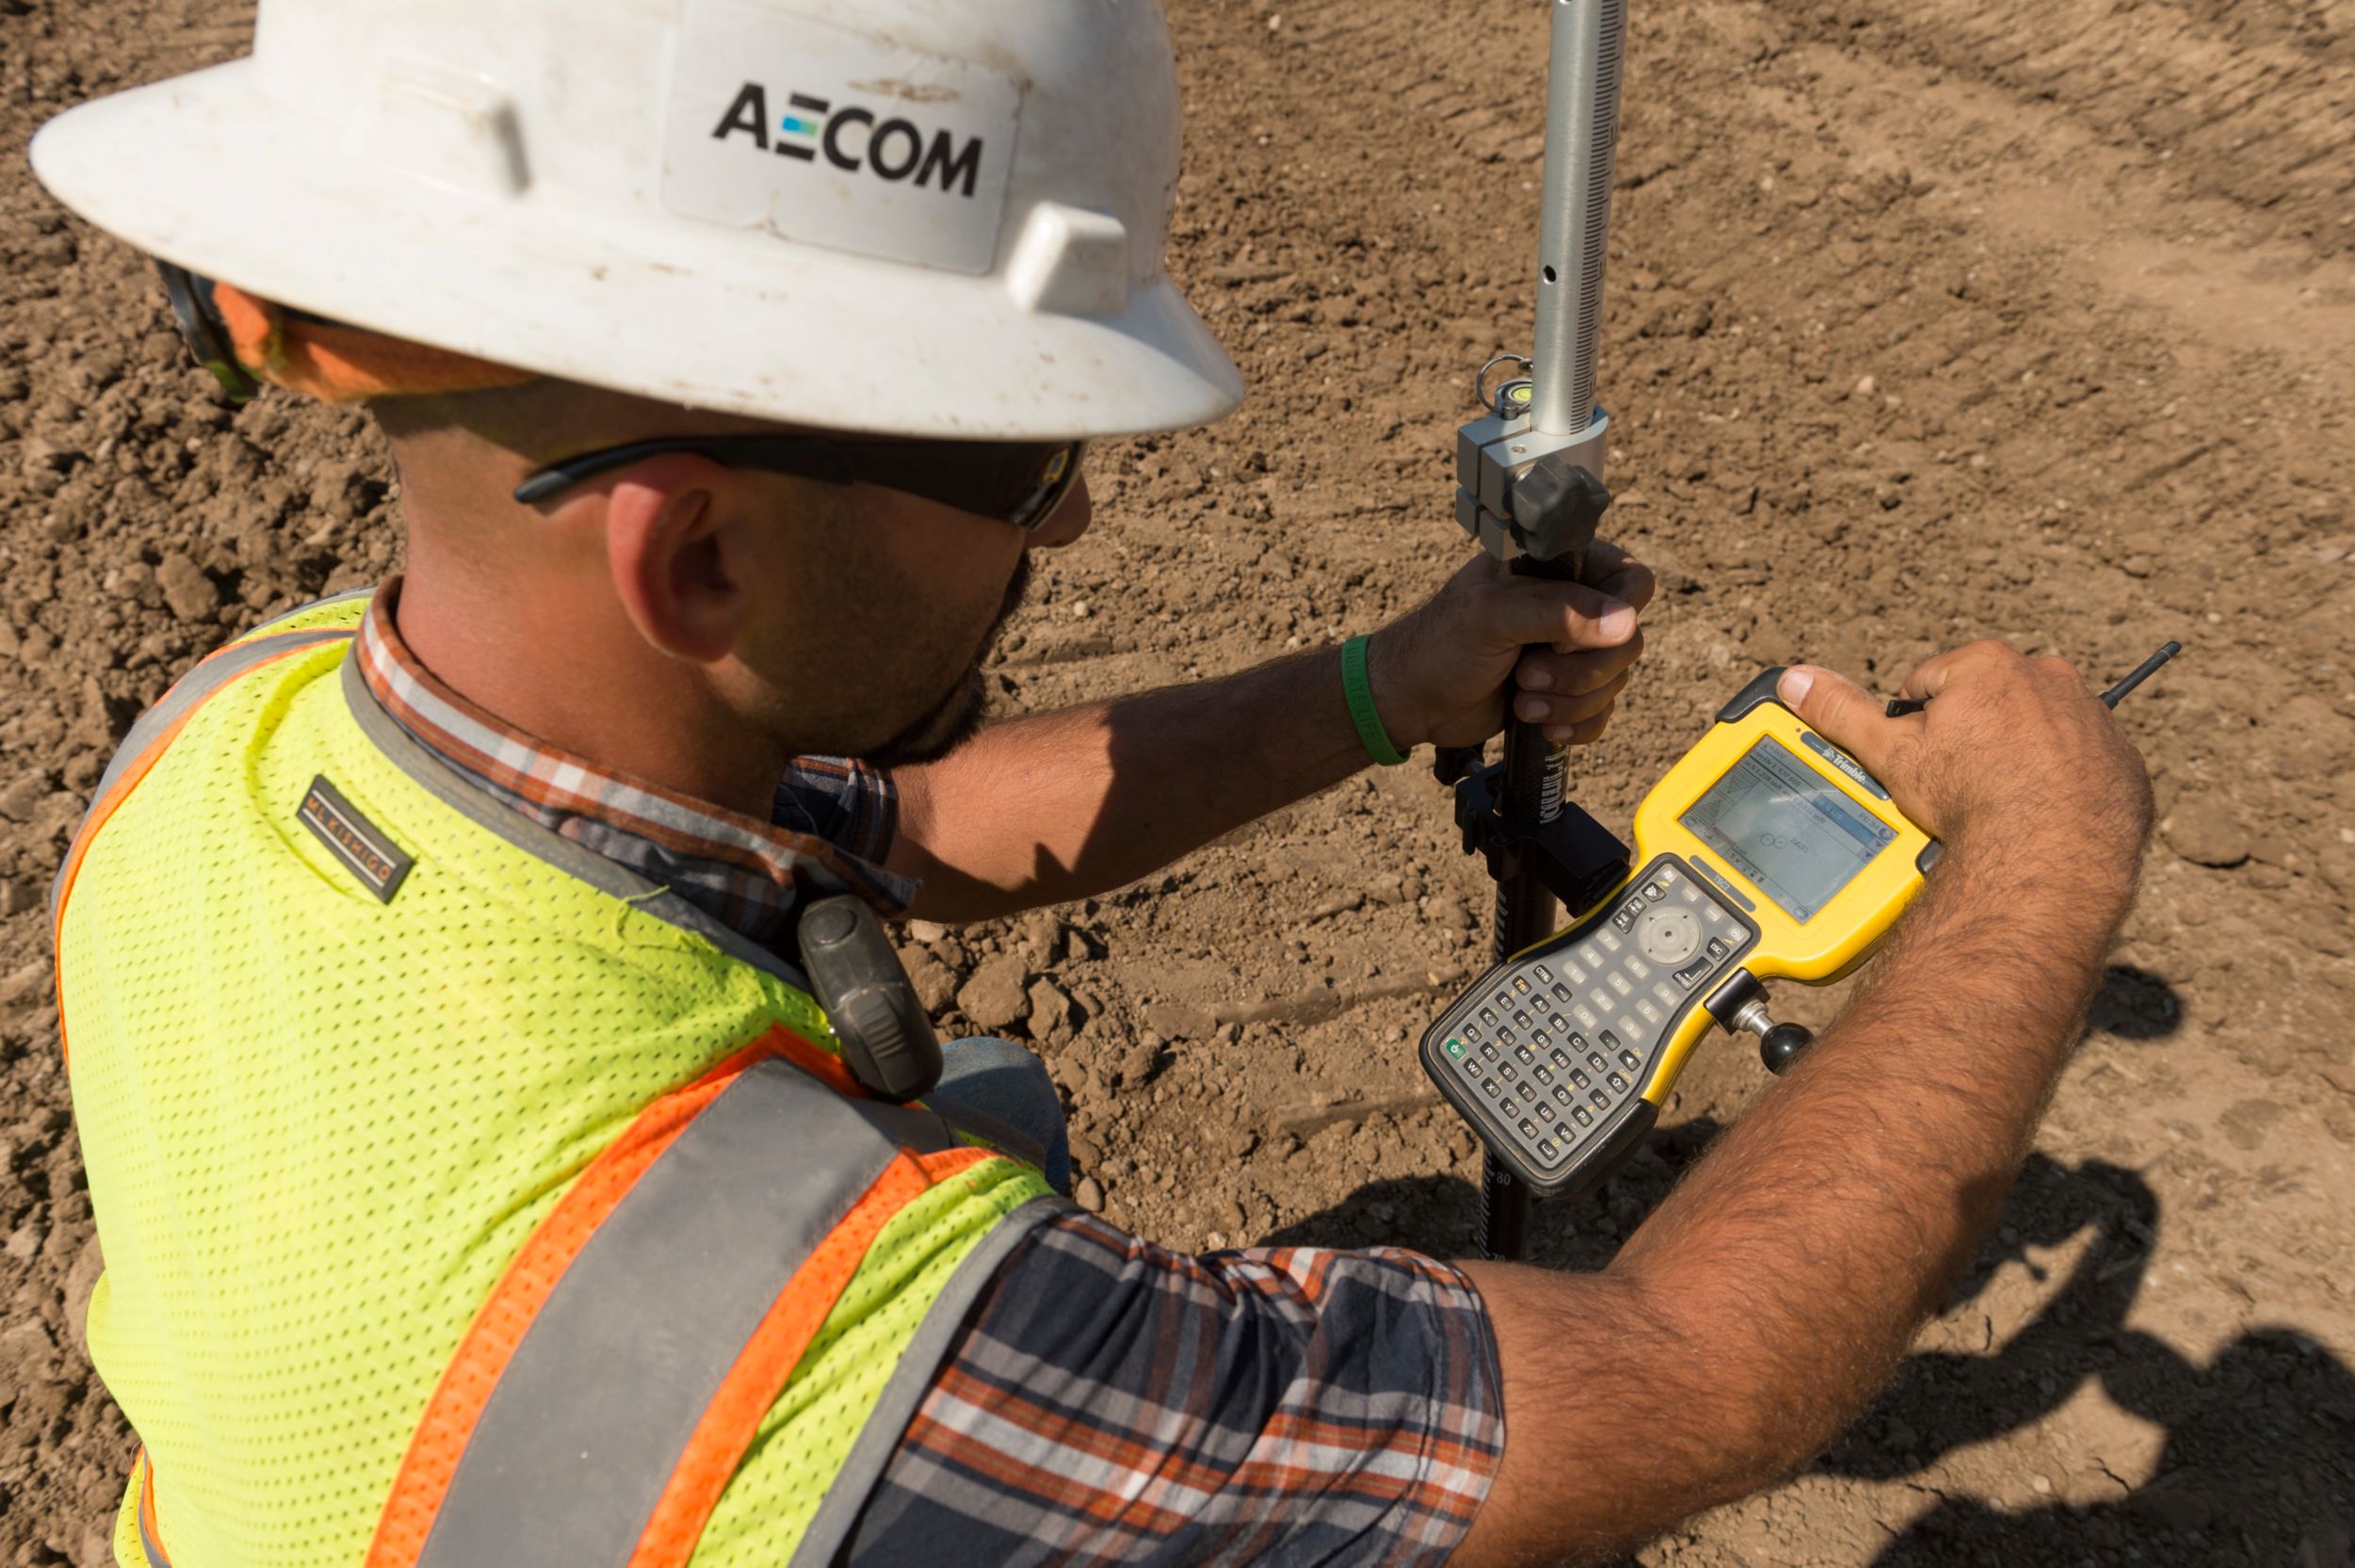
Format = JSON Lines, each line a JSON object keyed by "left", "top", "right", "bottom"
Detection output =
{"left": 414, "top": 1058, "right": 1044, "bottom": 1568}
{"left": 50, "top": 627, "right": 355, "bottom": 923}
{"left": 239, "top": 583, "right": 377, "bottom": 639}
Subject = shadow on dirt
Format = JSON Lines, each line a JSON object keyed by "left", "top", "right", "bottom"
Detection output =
{"left": 1831, "top": 1153, "right": 2355, "bottom": 1566}
{"left": 1270, "top": 969, "right": 2355, "bottom": 1565}
{"left": 2084, "top": 963, "right": 2184, "bottom": 1042}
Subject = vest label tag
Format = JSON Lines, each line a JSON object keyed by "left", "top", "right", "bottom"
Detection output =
{"left": 300, "top": 777, "right": 413, "bottom": 903}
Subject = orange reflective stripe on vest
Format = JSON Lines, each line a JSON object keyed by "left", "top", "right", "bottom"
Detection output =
{"left": 49, "top": 626, "right": 355, "bottom": 1064}
{"left": 370, "top": 1039, "right": 982, "bottom": 1568}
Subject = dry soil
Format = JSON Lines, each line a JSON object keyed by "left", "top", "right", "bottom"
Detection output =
{"left": 3, "top": 0, "right": 2352, "bottom": 1563}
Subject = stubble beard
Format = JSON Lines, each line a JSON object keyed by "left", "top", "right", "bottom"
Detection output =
{"left": 863, "top": 554, "right": 1033, "bottom": 769}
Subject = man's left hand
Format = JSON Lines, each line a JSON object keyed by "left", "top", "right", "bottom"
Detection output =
{"left": 1363, "top": 542, "right": 1653, "bottom": 751}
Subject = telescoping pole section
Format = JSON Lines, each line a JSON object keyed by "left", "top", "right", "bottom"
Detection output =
{"left": 1476, "top": 0, "right": 1626, "bottom": 1262}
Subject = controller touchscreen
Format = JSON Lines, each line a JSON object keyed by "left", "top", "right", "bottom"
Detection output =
{"left": 1678, "top": 736, "right": 1896, "bottom": 922}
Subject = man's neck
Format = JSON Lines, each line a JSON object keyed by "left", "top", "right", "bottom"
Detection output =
{"left": 391, "top": 560, "right": 789, "bottom": 821}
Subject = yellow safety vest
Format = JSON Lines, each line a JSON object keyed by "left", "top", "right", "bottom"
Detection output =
{"left": 51, "top": 591, "right": 1057, "bottom": 1568}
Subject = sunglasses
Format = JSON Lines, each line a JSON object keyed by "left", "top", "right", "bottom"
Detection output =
{"left": 513, "top": 434, "right": 1083, "bottom": 531}
{"left": 158, "top": 262, "right": 263, "bottom": 402}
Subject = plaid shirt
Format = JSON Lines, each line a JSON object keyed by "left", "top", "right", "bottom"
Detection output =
{"left": 353, "top": 584, "right": 1507, "bottom": 1564}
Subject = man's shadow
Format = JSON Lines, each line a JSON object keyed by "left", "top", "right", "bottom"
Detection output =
{"left": 1266, "top": 967, "right": 2355, "bottom": 1565}
{"left": 1828, "top": 1151, "right": 2355, "bottom": 1565}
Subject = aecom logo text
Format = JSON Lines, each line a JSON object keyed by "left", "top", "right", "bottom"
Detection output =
{"left": 711, "top": 83, "right": 985, "bottom": 197}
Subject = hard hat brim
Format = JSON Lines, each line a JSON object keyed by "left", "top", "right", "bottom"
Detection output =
{"left": 31, "top": 60, "right": 1246, "bottom": 441}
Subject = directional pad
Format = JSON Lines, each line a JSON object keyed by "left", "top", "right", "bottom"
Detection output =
{"left": 1637, "top": 906, "right": 1701, "bottom": 965}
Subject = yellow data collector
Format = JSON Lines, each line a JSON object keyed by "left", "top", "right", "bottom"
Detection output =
{"left": 1420, "top": 668, "right": 1939, "bottom": 1199}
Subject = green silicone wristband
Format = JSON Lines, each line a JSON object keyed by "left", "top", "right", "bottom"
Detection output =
{"left": 1341, "top": 635, "right": 1407, "bottom": 767}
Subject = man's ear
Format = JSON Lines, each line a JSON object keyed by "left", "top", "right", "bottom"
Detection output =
{"left": 604, "top": 454, "right": 742, "bottom": 664}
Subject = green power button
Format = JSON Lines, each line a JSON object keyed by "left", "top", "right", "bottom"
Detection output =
{"left": 1444, "top": 1038, "right": 1466, "bottom": 1059}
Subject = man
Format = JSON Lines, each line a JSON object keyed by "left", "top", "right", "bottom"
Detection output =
{"left": 30, "top": 2, "right": 2153, "bottom": 1565}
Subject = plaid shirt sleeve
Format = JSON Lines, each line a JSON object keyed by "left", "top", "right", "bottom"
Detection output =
{"left": 773, "top": 755, "right": 900, "bottom": 868}
{"left": 846, "top": 1211, "right": 1506, "bottom": 1566}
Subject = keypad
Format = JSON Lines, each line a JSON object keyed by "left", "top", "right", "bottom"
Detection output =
{"left": 1425, "top": 857, "right": 1756, "bottom": 1179}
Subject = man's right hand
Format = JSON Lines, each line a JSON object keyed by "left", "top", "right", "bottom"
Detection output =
{"left": 1775, "top": 641, "right": 2153, "bottom": 885}
{"left": 1452, "top": 639, "right": 2154, "bottom": 1568}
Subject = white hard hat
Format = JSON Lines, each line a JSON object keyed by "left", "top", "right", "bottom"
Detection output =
{"left": 28, "top": 0, "right": 1244, "bottom": 440}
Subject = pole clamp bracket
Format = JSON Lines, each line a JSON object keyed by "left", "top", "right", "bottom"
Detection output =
{"left": 1454, "top": 396, "right": 1613, "bottom": 563}
{"left": 1437, "top": 752, "right": 1631, "bottom": 916}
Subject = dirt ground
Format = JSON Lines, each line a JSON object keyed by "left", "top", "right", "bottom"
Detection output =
{"left": 5, "top": 0, "right": 2353, "bottom": 1561}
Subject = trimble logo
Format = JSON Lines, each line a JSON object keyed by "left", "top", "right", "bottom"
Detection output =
{"left": 710, "top": 83, "right": 985, "bottom": 198}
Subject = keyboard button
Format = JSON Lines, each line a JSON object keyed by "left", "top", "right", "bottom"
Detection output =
{"left": 1534, "top": 964, "right": 1553, "bottom": 984}
{"left": 1570, "top": 1069, "right": 1591, "bottom": 1089}
{"left": 1519, "top": 1117, "right": 1538, "bottom": 1140}
{"left": 1500, "top": 1062, "right": 1519, "bottom": 1082}
{"left": 1608, "top": 1071, "right": 1630, "bottom": 1093}
{"left": 1619, "top": 1050, "right": 1641, "bottom": 1071}
{"left": 1587, "top": 1052, "right": 1608, "bottom": 1073}
{"left": 1548, "top": 1049, "right": 1572, "bottom": 1070}
{"left": 1551, "top": 1085, "right": 1572, "bottom": 1105}
{"left": 1588, "top": 1090, "right": 1610, "bottom": 1110}
{"left": 1537, "top": 1138, "right": 1559, "bottom": 1161}
{"left": 1483, "top": 1078, "right": 1501, "bottom": 1097}
{"left": 1513, "top": 1044, "right": 1535, "bottom": 1066}
{"left": 1572, "top": 1105, "right": 1593, "bottom": 1126}
{"left": 1551, "top": 981, "right": 1574, "bottom": 1003}
{"left": 1536, "top": 1102, "right": 1557, "bottom": 1123}
{"left": 1599, "top": 1028, "right": 1625, "bottom": 1052}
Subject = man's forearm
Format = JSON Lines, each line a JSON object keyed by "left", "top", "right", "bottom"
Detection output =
{"left": 886, "top": 646, "right": 1371, "bottom": 922}
{"left": 1614, "top": 839, "right": 2132, "bottom": 1453}
{"left": 1458, "top": 837, "right": 2140, "bottom": 1563}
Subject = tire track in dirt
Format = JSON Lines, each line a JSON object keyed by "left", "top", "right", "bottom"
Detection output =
{"left": 1792, "top": 0, "right": 2355, "bottom": 255}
